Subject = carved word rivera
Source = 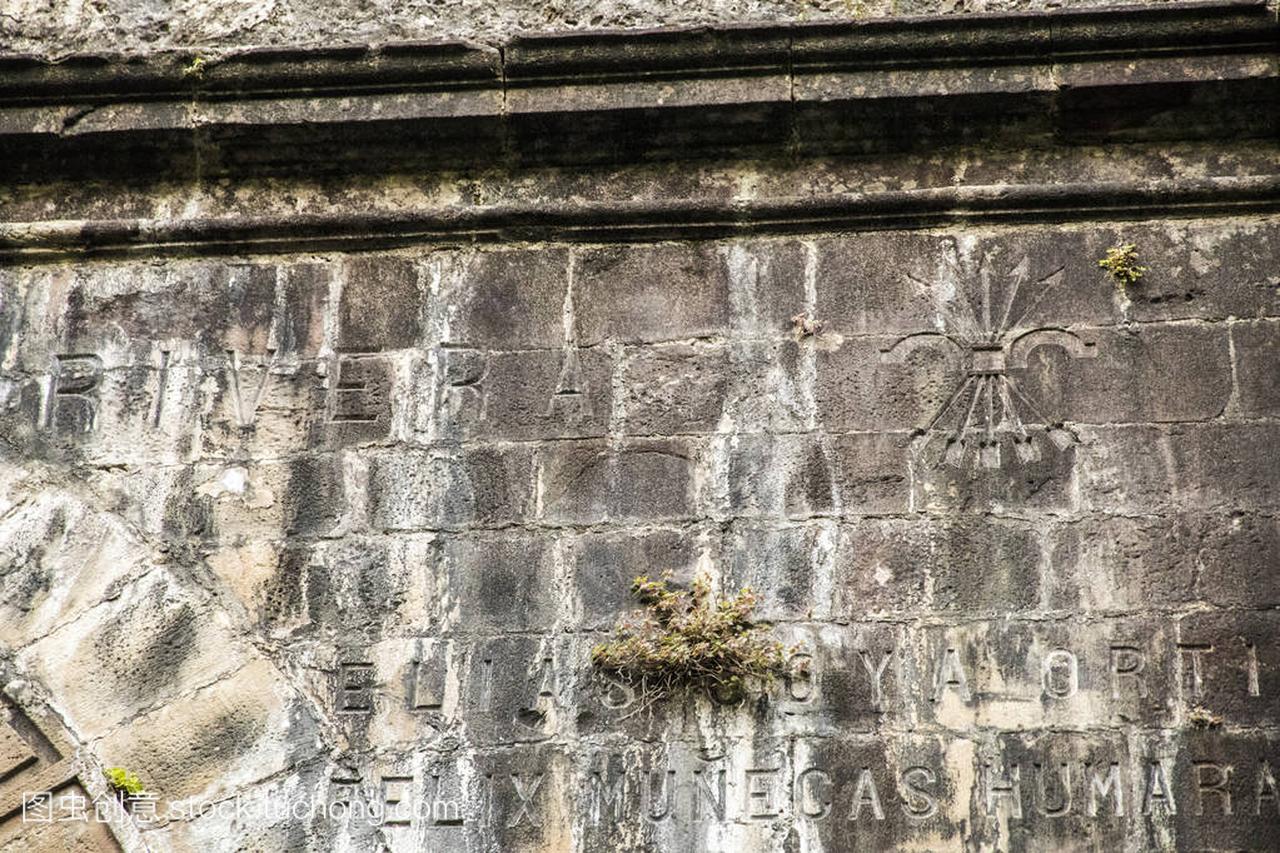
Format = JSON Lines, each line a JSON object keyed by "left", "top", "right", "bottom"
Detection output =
{"left": 28, "top": 350, "right": 389, "bottom": 434}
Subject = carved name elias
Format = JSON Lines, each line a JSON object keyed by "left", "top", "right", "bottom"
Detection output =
{"left": 333, "top": 630, "right": 1270, "bottom": 717}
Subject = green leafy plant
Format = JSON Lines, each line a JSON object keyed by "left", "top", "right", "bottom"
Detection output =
{"left": 104, "top": 767, "right": 146, "bottom": 798}
{"left": 1098, "top": 243, "right": 1147, "bottom": 288}
{"left": 183, "top": 55, "right": 208, "bottom": 79}
{"left": 591, "top": 573, "right": 792, "bottom": 707}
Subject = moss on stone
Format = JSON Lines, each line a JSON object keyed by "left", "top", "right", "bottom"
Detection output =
{"left": 1099, "top": 243, "right": 1148, "bottom": 288}
{"left": 591, "top": 573, "right": 792, "bottom": 705}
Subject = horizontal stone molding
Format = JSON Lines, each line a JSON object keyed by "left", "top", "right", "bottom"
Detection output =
{"left": 2, "top": 2, "right": 1271, "bottom": 100}
{"left": 2, "top": 174, "right": 1277, "bottom": 261}
{"left": 0, "top": 1, "right": 1275, "bottom": 178}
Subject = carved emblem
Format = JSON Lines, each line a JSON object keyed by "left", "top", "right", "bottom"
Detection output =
{"left": 880, "top": 256, "right": 1097, "bottom": 468}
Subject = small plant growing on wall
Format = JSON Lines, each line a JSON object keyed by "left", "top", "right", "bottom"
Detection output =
{"left": 591, "top": 573, "right": 792, "bottom": 708}
{"left": 790, "top": 313, "right": 823, "bottom": 341}
{"left": 104, "top": 767, "right": 147, "bottom": 802}
{"left": 182, "top": 55, "right": 208, "bottom": 79}
{"left": 1187, "top": 706, "right": 1223, "bottom": 729}
{"left": 1098, "top": 243, "right": 1147, "bottom": 288}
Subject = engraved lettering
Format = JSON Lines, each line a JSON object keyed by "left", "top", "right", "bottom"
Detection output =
{"left": 932, "top": 647, "right": 971, "bottom": 702}
{"left": 1042, "top": 649, "right": 1079, "bottom": 699}
{"left": 331, "top": 356, "right": 384, "bottom": 423}
{"left": 441, "top": 348, "right": 486, "bottom": 418}
{"left": 1086, "top": 762, "right": 1125, "bottom": 817}
{"left": 225, "top": 349, "right": 278, "bottom": 428}
{"left": 1143, "top": 761, "right": 1176, "bottom": 815}
{"left": 796, "top": 768, "right": 833, "bottom": 819}
{"left": 476, "top": 658, "right": 494, "bottom": 712}
{"left": 43, "top": 354, "right": 103, "bottom": 433}
{"left": 536, "top": 656, "right": 556, "bottom": 699}
{"left": 1110, "top": 645, "right": 1147, "bottom": 699}
{"left": 590, "top": 770, "right": 625, "bottom": 823}
{"left": 1246, "top": 641, "right": 1261, "bottom": 697}
{"left": 329, "top": 774, "right": 360, "bottom": 814}
{"left": 508, "top": 773, "right": 543, "bottom": 827}
{"left": 597, "top": 670, "right": 636, "bottom": 710}
{"left": 859, "top": 649, "right": 893, "bottom": 707}
{"left": 380, "top": 775, "right": 414, "bottom": 826}
{"left": 1035, "top": 763, "right": 1072, "bottom": 817}
{"left": 1256, "top": 761, "right": 1279, "bottom": 816}
{"left": 644, "top": 770, "right": 676, "bottom": 821}
{"left": 787, "top": 652, "right": 815, "bottom": 702}
{"left": 692, "top": 767, "right": 726, "bottom": 821}
{"left": 338, "top": 662, "right": 374, "bottom": 713}
{"left": 0, "top": 723, "right": 36, "bottom": 777}
{"left": 901, "top": 767, "right": 939, "bottom": 819}
{"left": 426, "top": 772, "right": 463, "bottom": 826}
{"left": 151, "top": 349, "right": 171, "bottom": 427}
{"left": 410, "top": 643, "right": 447, "bottom": 711}
{"left": 0, "top": 700, "right": 86, "bottom": 831}
{"left": 745, "top": 769, "right": 781, "bottom": 818}
{"left": 547, "top": 349, "right": 592, "bottom": 419}
{"left": 1178, "top": 644, "right": 1213, "bottom": 699}
{"left": 985, "top": 764, "right": 1022, "bottom": 819}
{"left": 850, "top": 768, "right": 885, "bottom": 821}
{"left": 1194, "top": 762, "right": 1233, "bottom": 816}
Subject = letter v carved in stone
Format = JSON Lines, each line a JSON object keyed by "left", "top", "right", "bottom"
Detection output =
{"left": 225, "top": 349, "right": 280, "bottom": 428}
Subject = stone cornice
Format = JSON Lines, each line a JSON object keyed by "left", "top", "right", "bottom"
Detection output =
{"left": 2, "top": 2, "right": 1271, "bottom": 99}
{"left": 0, "top": 1, "right": 1275, "bottom": 180}
{"left": 3, "top": 175, "right": 1277, "bottom": 261}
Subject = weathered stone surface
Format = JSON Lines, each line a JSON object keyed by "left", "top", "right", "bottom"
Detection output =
{"left": 830, "top": 518, "right": 1044, "bottom": 616}
{"left": 1232, "top": 319, "right": 1280, "bottom": 416}
{"left": 338, "top": 257, "right": 423, "bottom": 352}
{"left": 95, "top": 658, "right": 321, "bottom": 807}
{"left": 437, "top": 249, "right": 569, "bottom": 350}
{"left": 816, "top": 336, "right": 960, "bottom": 432}
{"left": 1017, "top": 324, "right": 1233, "bottom": 423}
{"left": 16, "top": 571, "right": 248, "bottom": 736}
{"left": 538, "top": 439, "right": 697, "bottom": 525}
{"left": 574, "top": 244, "right": 734, "bottom": 346}
{"left": 723, "top": 521, "right": 831, "bottom": 621}
{"left": 1, "top": 4, "right": 1277, "bottom": 851}
{"left": 438, "top": 532, "right": 559, "bottom": 634}
{"left": 621, "top": 340, "right": 809, "bottom": 434}
{"left": 570, "top": 529, "right": 699, "bottom": 629}
{"left": 369, "top": 446, "right": 534, "bottom": 531}
{"left": 0, "top": 0, "right": 1252, "bottom": 62}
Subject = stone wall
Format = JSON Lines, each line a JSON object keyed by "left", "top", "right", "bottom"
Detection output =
{"left": 5, "top": 0, "right": 1198, "bottom": 59}
{"left": 1, "top": 2, "right": 1278, "bottom": 851}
